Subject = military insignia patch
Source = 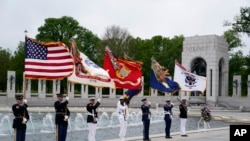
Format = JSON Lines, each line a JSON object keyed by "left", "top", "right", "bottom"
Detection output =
{"left": 116, "top": 64, "right": 131, "bottom": 79}
{"left": 184, "top": 72, "right": 197, "bottom": 88}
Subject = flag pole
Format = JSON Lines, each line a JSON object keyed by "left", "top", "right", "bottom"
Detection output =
{"left": 23, "top": 30, "right": 28, "bottom": 99}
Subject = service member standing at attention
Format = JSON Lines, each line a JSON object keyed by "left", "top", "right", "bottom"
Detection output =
{"left": 12, "top": 95, "right": 29, "bottom": 141}
{"left": 54, "top": 93, "right": 70, "bottom": 141}
{"left": 86, "top": 98, "right": 101, "bottom": 141}
{"left": 117, "top": 96, "right": 128, "bottom": 141}
{"left": 141, "top": 98, "right": 151, "bottom": 141}
{"left": 179, "top": 99, "right": 188, "bottom": 137}
{"left": 164, "top": 99, "right": 174, "bottom": 139}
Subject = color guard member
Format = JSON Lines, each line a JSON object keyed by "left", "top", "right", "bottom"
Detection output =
{"left": 54, "top": 93, "right": 70, "bottom": 141}
{"left": 164, "top": 99, "right": 173, "bottom": 138}
{"left": 12, "top": 95, "right": 29, "bottom": 141}
{"left": 179, "top": 99, "right": 188, "bottom": 137}
{"left": 141, "top": 98, "right": 151, "bottom": 141}
{"left": 117, "top": 96, "right": 128, "bottom": 141}
{"left": 86, "top": 98, "right": 101, "bottom": 141}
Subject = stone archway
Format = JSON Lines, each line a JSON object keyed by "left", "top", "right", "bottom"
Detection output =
{"left": 191, "top": 58, "right": 207, "bottom": 77}
{"left": 190, "top": 58, "right": 207, "bottom": 96}
{"left": 182, "top": 35, "right": 229, "bottom": 105}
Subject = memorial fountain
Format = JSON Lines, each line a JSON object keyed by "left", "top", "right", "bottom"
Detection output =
{"left": 0, "top": 108, "right": 230, "bottom": 141}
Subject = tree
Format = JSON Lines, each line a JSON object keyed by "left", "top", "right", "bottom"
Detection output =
{"left": 228, "top": 51, "right": 246, "bottom": 96}
{"left": 36, "top": 16, "right": 100, "bottom": 59}
{"left": 9, "top": 42, "right": 25, "bottom": 92}
{"left": 223, "top": 29, "right": 244, "bottom": 53}
{"left": 36, "top": 16, "right": 100, "bottom": 93}
{"left": 101, "top": 25, "right": 133, "bottom": 57}
{"left": 0, "top": 47, "right": 11, "bottom": 91}
{"left": 224, "top": 7, "right": 250, "bottom": 36}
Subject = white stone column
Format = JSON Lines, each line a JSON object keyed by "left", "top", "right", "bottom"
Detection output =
{"left": 81, "top": 84, "right": 88, "bottom": 98}
{"left": 67, "top": 82, "right": 74, "bottom": 99}
{"left": 109, "top": 88, "right": 116, "bottom": 98}
{"left": 7, "top": 71, "right": 16, "bottom": 98}
{"left": 38, "top": 79, "right": 46, "bottom": 98}
{"left": 150, "top": 88, "right": 158, "bottom": 97}
{"left": 22, "top": 72, "right": 31, "bottom": 98}
{"left": 53, "top": 80, "right": 61, "bottom": 98}
{"left": 247, "top": 75, "right": 250, "bottom": 98}
{"left": 233, "top": 75, "right": 241, "bottom": 97}
{"left": 95, "top": 87, "right": 102, "bottom": 98}
{"left": 25, "top": 79, "right": 31, "bottom": 98}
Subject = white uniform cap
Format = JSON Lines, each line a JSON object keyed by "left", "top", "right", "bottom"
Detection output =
{"left": 119, "top": 96, "right": 124, "bottom": 100}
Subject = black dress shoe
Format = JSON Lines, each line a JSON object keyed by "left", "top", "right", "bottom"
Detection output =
{"left": 165, "top": 136, "right": 172, "bottom": 138}
{"left": 181, "top": 134, "right": 188, "bottom": 137}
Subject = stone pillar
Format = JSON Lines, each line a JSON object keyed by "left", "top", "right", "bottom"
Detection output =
{"left": 233, "top": 75, "right": 241, "bottom": 97}
{"left": 7, "top": 71, "right": 15, "bottom": 98}
{"left": 150, "top": 88, "right": 158, "bottom": 97}
{"left": 67, "top": 82, "right": 74, "bottom": 99}
{"left": 247, "top": 75, "right": 250, "bottom": 98}
{"left": 95, "top": 87, "right": 102, "bottom": 98}
{"left": 81, "top": 84, "right": 88, "bottom": 98}
{"left": 25, "top": 79, "right": 31, "bottom": 98}
{"left": 21, "top": 72, "right": 31, "bottom": 98}
{"left": 53, "top": 80, "right": 61, "bottom": 98}
{"left": 109, "top": 88, "right": 116, "bottom": 98}
{"left": 38, "top": 79, "right": 46, "bottom": 98}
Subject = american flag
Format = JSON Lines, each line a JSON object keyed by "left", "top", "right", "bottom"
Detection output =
{"left": 25, "top": 37, "right": 74, "bottom": 80}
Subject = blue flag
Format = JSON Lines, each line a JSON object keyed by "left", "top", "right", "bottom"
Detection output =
{"left": 150, "top": 70, "right": 180, "bottom": 93}
{"left": 124, "top": 87, "right": 142, "bottom": 105}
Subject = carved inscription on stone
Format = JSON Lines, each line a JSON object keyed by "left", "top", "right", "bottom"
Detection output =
{"left": 186, "top": 45, "right": 207, "bottom": 52}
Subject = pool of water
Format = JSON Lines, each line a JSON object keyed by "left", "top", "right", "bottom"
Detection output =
{"left": 0, "top": 111, "right": 229, "bottom": 141}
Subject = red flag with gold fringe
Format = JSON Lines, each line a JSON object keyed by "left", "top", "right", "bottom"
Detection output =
{"left": 103, "top": 47, "right": 142, "bottom": 89}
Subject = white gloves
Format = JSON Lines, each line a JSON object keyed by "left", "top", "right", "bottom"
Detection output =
{"left": 65, "top": 96, "right": 69, "bottom": 101}
{"left": 148, "top": 101, "right": 151, "bottom": 105}
{"left": 171, "top": 103, "right": 174, "bottom": 106}
{"left": 64, "top": 115, "right": 69, "bottom": 121}
{"left": 22, "top": 118, "right": 27, "bottom": 124}
{"left": 23, "top": 99, "right": 28, "bottom": 104}
{"left": 64, "top": 115, "right": 69, "bottom": 120}
{"left": 97, "top": 98, "right": 101, "bottom": 102}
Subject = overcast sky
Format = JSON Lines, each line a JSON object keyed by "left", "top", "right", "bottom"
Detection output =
{"left": 0, "top": 0, "right": 249, "bottom": 55}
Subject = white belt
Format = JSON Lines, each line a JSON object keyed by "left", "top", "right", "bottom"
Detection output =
{"left": 87, "top": 112, "right": 94, "bottom": 116}
{"left": 164, "top": 111, "right": 170, "bottom": 114}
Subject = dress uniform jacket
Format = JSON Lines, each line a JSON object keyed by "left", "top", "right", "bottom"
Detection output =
{"left": 141, "top": 104, "right": 151, "bottom": 121}
{"left": 12, "top": 103, "right": 29, "bottom": 129}
{"left": 179, "top": 104, "right": 187, "bottom": 118}
{"left": 54, "top": 100, "right": 70, "bottom": 125}
{"left": 86, "top": 101, "right": 100, "bottom": 123}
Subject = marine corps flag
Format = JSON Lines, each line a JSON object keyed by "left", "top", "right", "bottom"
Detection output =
{"left": 68, "top": 40, "right": 115, "bottom": 88}
{"left": 103, "top": 47, "right": 142, "bottom": 89}
{"left": 150, "top": 57, "right": 180, "bottom": 93}
{"left": 174, "top": 61, "right": 207, "bottom": 92}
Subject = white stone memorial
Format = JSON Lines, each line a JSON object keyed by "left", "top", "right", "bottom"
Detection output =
{"left": 182, "top": 35, "right": 229, "bottom": 105}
